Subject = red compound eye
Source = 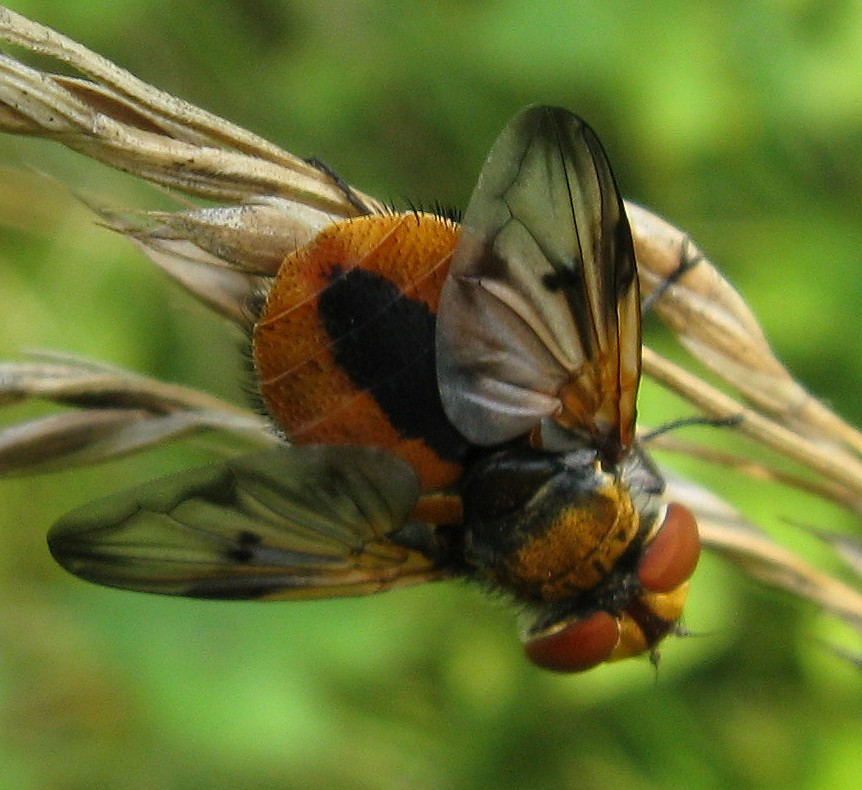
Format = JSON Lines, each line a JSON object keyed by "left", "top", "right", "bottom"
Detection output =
{"left": 638, "top": 503, "right": 700, "bottom": 594}
{"left": 523, "top": 611, "right": 620, "bottom": 673}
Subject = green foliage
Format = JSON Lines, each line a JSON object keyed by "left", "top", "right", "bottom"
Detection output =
{"left": 1, "top": 1, "right": 860, "bottom": 788}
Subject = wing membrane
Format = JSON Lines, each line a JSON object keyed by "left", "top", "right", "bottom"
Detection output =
{"left": 437, "top": 106, "right": 640, "bottom": 458}
{"left": 48, "top": 445, "right": 444, "bottom": 599}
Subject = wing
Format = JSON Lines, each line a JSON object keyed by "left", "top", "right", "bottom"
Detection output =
{"left": 48, "top": 444, "right": 447, "bottom": 599}
{"left": 436, "top": 106, "right": 640, "bottom": 459}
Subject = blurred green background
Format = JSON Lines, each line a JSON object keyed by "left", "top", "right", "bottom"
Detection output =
{"left": 1, "top": 1, "right": 860, "bottom": 788}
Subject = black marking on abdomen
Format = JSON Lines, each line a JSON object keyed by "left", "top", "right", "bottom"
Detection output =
{"left": 318, "top": 267, "right": 466, "bottom": 462}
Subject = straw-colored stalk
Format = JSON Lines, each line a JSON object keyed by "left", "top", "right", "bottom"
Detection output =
{"left": 1, "top": 7, "right": 859, "bottom": 646}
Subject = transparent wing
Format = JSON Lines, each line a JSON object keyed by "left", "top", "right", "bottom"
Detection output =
{"left": 437, "top": 106, "right": 640, "bottom": 459}
{"left": 48, "top": 445, "right": 445, "bottom": 599}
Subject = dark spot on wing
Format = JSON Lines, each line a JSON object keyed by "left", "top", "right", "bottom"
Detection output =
{"left": 227, "top": 530, "right": 261, "bottom": 564}
{"left": 542, "top": 263, "right": 583, "bottom": 293}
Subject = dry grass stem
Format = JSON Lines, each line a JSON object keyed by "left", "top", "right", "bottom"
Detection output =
{"left": 0, "top": 353, "right": 271, "bottom": 474}
{"left": 646, "top": 432, "right": 859, "bottom": 514}
{"left": 628, "top": 202, "right": 862, "bottom": 456}
{"left": 1, "top": 7, "right": 859, "bottom": 650}
{"left": 0, "top": 7, "right": 384, "bottom": 214}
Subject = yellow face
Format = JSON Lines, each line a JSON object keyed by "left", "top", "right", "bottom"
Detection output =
{"left": 608, "top": 583, "right": 690, "bottom": 662}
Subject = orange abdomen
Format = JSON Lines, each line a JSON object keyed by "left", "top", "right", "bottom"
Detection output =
{"left": 252, "top": 212, "right": 466, "bottom": 491}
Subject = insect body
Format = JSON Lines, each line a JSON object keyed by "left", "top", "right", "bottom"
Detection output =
{"left": 48, "top": 106, "right": 700, "bottom": 673}
{"left": 252, "top": 211, "right": 466, "bottom": 492}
